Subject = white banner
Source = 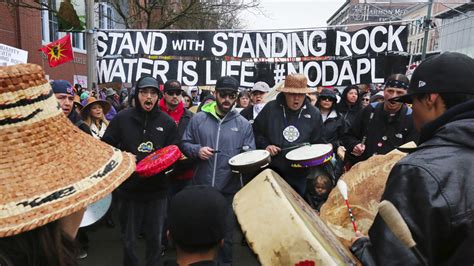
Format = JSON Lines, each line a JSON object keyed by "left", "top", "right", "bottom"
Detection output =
{"left": 0, "top": 44, "right": 28, "bottom": 66}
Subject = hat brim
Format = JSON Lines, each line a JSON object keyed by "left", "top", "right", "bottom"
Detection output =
{"left": 0, "top": 64, "right": 135, "bottom": 237}
{"left": 80, "top": 100, "right": 111, "bottom": 117}
{"left": 277, "top": 87, "right": 315, "bottom": 94}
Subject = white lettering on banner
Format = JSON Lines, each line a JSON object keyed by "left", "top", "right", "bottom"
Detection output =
{"left": 205, "top": 61, "right": 217, "bottom": 84}
{"left": 338, "top": 61, "right": 356, "bottom": 85}
{"left": 177, "top": 61, "right": 198, "bottom": 85}
{"left": 172, "top": 40, "right": 205, "bottom": 51}
{"left": 371, "top": 58, "right": 384, "bottom": 83}
{"left": 308, "top": 31, "right": 327, "bottom": 56}
{"left": 388, "top": 25, "right": 405, "bottom": 51}
{"left": 304, "top": 62, "right": 322, "bottom": 86}
{"left": 136, "top": 32, "right": 152, "bottom": 54}
{"left": 271, "top": 33, "right": 287, "bottom": 58}
{"left": 229, "top": 32, "right": 243, "bottom": 56}
{"left": 108, "top": 32, "right": 124, "bottom": 56}
{"left": 336, "top": 31, "right": 352, "bottom": 56}
{"left": 149, "top": 32, "right": 167, "bottom": 55}
{"left": 356, "top": 58, "right": 371, "bottom": 84}
{"left": 351, "top": 29, "right": 370, "bottom": 55}
{"left": 97, "top": 31, "right": 109, "bottom": 57}
{"left": 237, "top": 34, "right": 255, "bottom": 58}
{"left": 240, "top": 61, "right": 254, "bottom": 87}
{"left": 117, "top": 33, "right": 135, "bottom": 55}
{"left": 322, "top": 61, "right": 338, "bottom": 86}
{"left": 255, "top": 33, "right": 271, "bottom": 58}
{"left": 211, "top": 33, "right": 228, "bottom": 56}
{"left": 370, "top": 26, "right": 388, "bottom": 53}
{"left": 151, "top": 59, "right": 169, "bottom": 82}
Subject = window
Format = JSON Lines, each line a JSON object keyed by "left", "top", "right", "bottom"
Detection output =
{"left": 41, "top": 0, "right": 58, "bottom": 43}
{"left": 98, "top": 3, "right": 115, "bottom": 29}
{"left": 72, "top": 32, "right": 85, "bottom": 50}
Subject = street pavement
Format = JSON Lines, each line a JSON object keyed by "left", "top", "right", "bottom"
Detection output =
{"left": 78, "top": 219, "right": 260, "bottom": 266}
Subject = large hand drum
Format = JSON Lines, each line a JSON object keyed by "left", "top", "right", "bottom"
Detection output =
{"left": 228, "top": 150, "right": 271, "bottom": 174}
{"left": 136, "top": 145, "right": 182, "bottom": 177}
{"left": 286, "top": 144, "right": 333, "bottom": 168}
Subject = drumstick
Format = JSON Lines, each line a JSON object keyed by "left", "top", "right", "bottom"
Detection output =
{"left": 378, "top": 200, "right": 428, "bottom": 266}
{"left": 336, "top": 180, "right": 358, "bottom": 233}
{"left": 281, "top": 142, "right": 310, "bottom": 151}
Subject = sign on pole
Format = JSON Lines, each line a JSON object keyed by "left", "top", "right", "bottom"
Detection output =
{"left": 0, "top": 44, "right": 28, "bottom": 66}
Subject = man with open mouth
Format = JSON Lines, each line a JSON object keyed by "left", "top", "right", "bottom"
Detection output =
{"left": 103, "top": 76, "right": 178, "bottom": 266}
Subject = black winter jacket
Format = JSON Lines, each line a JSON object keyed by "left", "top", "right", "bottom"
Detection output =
{"left": 102, "top": 99, "right": 178, "bottom": 201}
{"left": 253, "top": 93, "right": 323, "bottom": 194}
{"left": 351, "top": 99, "right": 474, "bottom": 265}
{"left": 341, "top": 102, "right": 418, "bottom": 165}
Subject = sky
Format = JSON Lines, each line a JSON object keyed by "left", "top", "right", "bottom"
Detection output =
{"left": 240, "top": 0, "right": 347, "bottom": 30}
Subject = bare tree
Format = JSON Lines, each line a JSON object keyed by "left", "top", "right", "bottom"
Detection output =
{"left": 109, "top": 0, "right": 261, "bottom": 29}
{"left": 2, "top": 0, "right": 260, "bottom": 30}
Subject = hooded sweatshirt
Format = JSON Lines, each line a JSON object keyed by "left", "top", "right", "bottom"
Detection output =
{"left": 102, "top": 88, "right": 178, "bottom": 200}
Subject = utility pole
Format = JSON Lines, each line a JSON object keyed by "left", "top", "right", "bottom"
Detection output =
{"left": 86, "top": 0, "right": 95, "bottom": 90}
{"left": 421, "top": 0, "right": 434, "bottom": 61}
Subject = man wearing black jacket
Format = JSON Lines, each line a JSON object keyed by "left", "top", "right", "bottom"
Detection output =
{"left": 103, "top": 76, "right": 178, "bottom": 266}
{"left": 351, "top": 52, "right": 474, "bottom": 265}
{"left": 253, "top": 74, "right": 323, "bottom": 195}
{"left": 341, "top": 74, "right": 418, "bottom": 167}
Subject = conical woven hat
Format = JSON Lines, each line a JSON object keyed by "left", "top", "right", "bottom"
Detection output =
{"left": 276, "top": 74, "right": 314, "bottom": 94}
{"left": 0, "top": 64, "right": 135, "bottom": 237}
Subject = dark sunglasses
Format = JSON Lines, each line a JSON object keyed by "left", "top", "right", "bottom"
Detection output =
{"left": 165, "top": 90, "right": 182, "bottom": 96}
{"left": 362, "top": 98, "right": 370, "bottom": 102}
{"left": 320, "top": 96, "right": 333, "bottom": 101}
{"left": 218, "top": 91, "right": 237, "bottom": 100}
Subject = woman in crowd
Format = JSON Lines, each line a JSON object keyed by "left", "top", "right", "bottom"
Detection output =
{"left": 81, "top": 97, "right": 111, "bottom": 140}
{"left": 360, "top": 92, "right": 371, "bottom": 109}
{"left": 316, "top": 88, "right": 347, "bottom": 181}
{"left": 337, "top": 85, "right": 362, "bottom": 127}
{"left": 236, "top": 90, "right": 251, "bottom": 108}
{"left": 182, "top": 92, "right": 193, "bottom": 109}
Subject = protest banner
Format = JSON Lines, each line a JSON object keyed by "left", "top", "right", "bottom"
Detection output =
{"left": 0, "top": 44, "right": 28, "bottom": 66}
{"left": 97, "top": 25, "right": 409, "bottom": 86}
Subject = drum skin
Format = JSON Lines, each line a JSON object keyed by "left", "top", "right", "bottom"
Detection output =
{"left": 228, "top": 150, "right": 271, "bottom": 174}
{"left": 320, "top": 147, "right": 410, "bottom": 247}
{"left": 233, "top": 169, "right": 359, "bottom": 266}
{"left": 136, "top": 145, "right": 182, "bottom": 177}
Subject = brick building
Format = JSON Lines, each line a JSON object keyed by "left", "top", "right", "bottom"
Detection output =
{"left": 0, "top": 0, "right": 88, "bottom": 86}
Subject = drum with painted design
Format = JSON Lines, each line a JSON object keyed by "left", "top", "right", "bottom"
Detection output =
{"left": 286, "top": 144, "right": 333, "bottom": 168}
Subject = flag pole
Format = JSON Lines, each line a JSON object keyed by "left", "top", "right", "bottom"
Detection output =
{"left": 85, "top": 0, "right": 95, "bottom": 90}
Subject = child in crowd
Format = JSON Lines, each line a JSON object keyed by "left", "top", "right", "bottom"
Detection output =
{"left": 304, "top": 174, "right": 333, "bottom": 213}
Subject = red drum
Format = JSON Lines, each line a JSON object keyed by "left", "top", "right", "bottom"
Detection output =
{"left": 228, "top": 150, "right": 271, "bottom": 174}
{"left": 136, "top": 145, "right": 182, "bottom": 177}
{"left": 286, "top": 144, "right": 333, "bottom": 168}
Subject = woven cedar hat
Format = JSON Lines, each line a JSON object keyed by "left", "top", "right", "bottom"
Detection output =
{"left": 0, "top": 64, "right": 136, "bottom": 237}
{"left": 80, "top": 97, "right": 111, "bottom": 118}
{"left": 277, "top": 74, "right": 314, "bottom": 94}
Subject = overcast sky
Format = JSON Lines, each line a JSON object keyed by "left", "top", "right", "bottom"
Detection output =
{"left": 240, "top": 0, "right": 347, "bottom": 30}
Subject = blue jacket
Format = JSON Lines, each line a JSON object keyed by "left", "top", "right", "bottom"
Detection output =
{"left": 181, "top": 102, "right": 255, "bottom": 194}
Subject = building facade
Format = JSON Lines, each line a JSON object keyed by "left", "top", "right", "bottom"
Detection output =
{"left": 0, "top": 0, "right": 125, "bottom": 87}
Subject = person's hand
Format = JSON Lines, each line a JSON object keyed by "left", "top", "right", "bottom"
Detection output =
{"left": 198, "top": 147, "right": 214, "bottom": 160}
{"left": 266, "top": 145, "right": 281, "bottom": 156}
{"left": 350, "top": 230, "right": 366, "bottom": 245}
{"left": 351, "top": 143, "right": 365, "bottom": 156}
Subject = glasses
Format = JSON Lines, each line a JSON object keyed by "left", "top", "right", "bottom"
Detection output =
{"left": 320, "top": 96, "right": 333, "bottom": 101}
{"left": 218, "top": 91, "right": 237, "bottom": 100}
{"left": 165, "top": 90, "right": 182, "bottom": 96}
{"left": 139, "top": 89, "right": 158, "bottom": 97}
{"left": 362, "top": 98, "right": 370, "bottom": 102}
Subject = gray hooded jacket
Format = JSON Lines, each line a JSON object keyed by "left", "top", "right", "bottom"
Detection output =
{"left": 181, "top": 101, "right": 255, "bottom": 194}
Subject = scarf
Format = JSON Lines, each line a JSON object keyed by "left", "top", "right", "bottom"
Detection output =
{"left": 159, "top": 98, "right": 185, "bottom": 124}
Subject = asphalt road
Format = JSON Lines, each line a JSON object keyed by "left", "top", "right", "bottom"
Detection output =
{"left": 78, "top": 219, "right": 260, "bottom": 266}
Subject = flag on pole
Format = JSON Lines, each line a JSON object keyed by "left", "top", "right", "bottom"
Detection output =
{"left": 39, "top": 34, "right": 74, "bottom": 68}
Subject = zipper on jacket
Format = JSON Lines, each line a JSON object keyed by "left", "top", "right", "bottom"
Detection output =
{"left": 211, "top": 114, "right": 226, "bottom": 187}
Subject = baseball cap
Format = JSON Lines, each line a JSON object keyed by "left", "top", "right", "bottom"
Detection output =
{"left": 392, "top": 52, "right": 474, "bottom": 103}
{"left": 136, "top": 76, "right": 160, "bottom": 91}
{"left": 51, "top": 80, "right": 74, "bottom": 96}
{"left": 163, "top": 79, "right": 182, "bottom": 92}
{"left": 252, "top": 81, "right": 270, "bottom": 93}
{"left": 169, "top": 186, "right": 227, "bottom": 247}
{"left": 215, "top": 76, "right": 239, "bottom": 91}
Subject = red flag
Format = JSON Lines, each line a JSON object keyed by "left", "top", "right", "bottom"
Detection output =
{"left": 39, "top": 34, "right": 74, "bottom": 68}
